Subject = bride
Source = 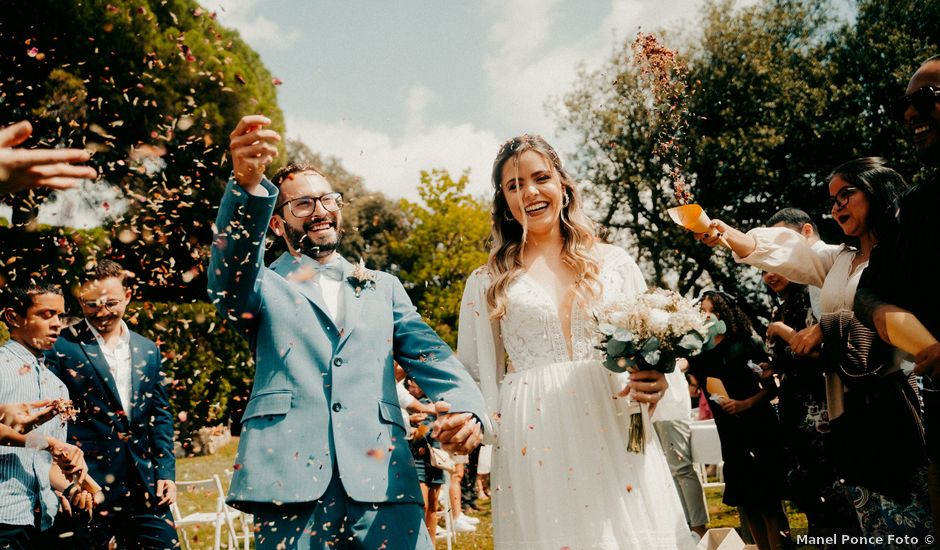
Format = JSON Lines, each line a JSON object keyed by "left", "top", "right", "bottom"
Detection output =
{"left": 458, "top": 134, "right": 695, "bottom": 549}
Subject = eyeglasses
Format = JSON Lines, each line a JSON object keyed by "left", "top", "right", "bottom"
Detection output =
{"left": 893, "top": 86, "right": 940, "bottom": 122}
{"left": 82, "top": 299, "right": 123, "bottom": 312}
{"left": 276, "top": 193, "right": 344, "bottom": 218}
{"left": 825, "top": 186, "right": 858, "bottom": 211}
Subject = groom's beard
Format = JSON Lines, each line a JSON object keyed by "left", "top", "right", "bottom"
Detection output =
{"left": 284, "top": 219, "right": 341, "bottom": 259}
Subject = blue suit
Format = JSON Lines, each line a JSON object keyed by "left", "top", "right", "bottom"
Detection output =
{"left": 47, "top": 319, "right": 177, "bottom": 549}
{"left": 208, "top": 178, "right": 488, "bottom": 547}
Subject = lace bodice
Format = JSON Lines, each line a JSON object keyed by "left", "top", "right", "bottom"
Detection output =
{"left": 458, "top": 246, "right": 648, "bottom": 433}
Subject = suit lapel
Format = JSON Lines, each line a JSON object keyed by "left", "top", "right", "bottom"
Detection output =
{"left": 75, "top": 321, "right": 126, "bottom": 419}
{"left": 271, "top": 252, "right": 339, "bottom": 335}
{"left": 338, "top": 256, "right": 364, "bottom": 347}
{"left": 129, "top": 332, "right": 147, "bottom": 418}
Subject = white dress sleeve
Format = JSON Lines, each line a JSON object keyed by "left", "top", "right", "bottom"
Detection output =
{"left": 733, "top": 227, "right": 843, "bottom": 287}
{"left": 602, "top": 245, "right": 648, "bottom": 297}
{"left": 457, "top": 267, "right": 504, "bottom": 445}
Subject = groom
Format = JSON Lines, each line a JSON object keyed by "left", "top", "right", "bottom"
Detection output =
{"left": 209, "top": 114, "right": 488, "bottom": 549}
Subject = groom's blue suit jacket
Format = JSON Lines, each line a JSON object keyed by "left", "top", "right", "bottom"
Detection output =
{"left": 208, "top": 177, "right": 488, "bottom": 510}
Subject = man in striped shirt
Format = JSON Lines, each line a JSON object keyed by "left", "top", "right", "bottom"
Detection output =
{"left": 0, "top": 282, "right": 90, "bottom": 549}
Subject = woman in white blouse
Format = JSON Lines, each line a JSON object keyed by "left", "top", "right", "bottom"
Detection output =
{"left": 698, "top": 157, "right": 932, "bottom": 545}
{"left": 458, "top": 135, "right": 694, "bottom": 549}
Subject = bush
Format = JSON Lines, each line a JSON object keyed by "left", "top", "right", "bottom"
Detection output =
{"left": 127, "top": 301, "right": 254, "bottom": 450}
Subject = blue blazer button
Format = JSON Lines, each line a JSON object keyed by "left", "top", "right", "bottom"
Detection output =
{"left": 333, "top": 358, "right": 344, "bottom": 367}
{"left": 332, "top": 403, "right": 342, "bottom": 412}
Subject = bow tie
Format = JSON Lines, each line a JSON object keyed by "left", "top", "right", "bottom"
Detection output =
{"left": 311, "top": 259, "right": 344, "bottom": 281}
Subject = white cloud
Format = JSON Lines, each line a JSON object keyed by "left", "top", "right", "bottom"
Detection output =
{"left": 287, "top": 114, "right": 500, "bottom": 203}
{"left": 480, "top": 0, "right": 720, "bottom": 138}
{"left": 0, "top": 180, "right": 128, "bottom": 229}
{"left": 404, "top": 84, "right": 436, "bottom": 136}
{"left": 212, "top": 0, "right": 300, "bottom": 50}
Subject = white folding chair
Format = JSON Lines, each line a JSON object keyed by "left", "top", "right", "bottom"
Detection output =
{"left": 223, "top": 469, "right": 254, "bottom": 550}
{"left": 439, "top": 471, "right": 455, "bottom": 549}
{"left": 690, "top": 419, "right": 726, "bottom": 489}
{"left": 171, "top": 474, "right": 235, "bottom": 550}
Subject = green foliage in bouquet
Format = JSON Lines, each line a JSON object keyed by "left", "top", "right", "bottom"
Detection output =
{"left": 598, "top": 314, "right": 725, "bottom": 374}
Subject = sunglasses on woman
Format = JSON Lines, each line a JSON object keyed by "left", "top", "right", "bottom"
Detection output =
{"left": 893, "top": 86, "right": 940, "bottom": 122}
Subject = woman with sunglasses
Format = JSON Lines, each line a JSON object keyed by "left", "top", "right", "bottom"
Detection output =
{"left": 697, "top": 157, "right": 932, "bottom": 546}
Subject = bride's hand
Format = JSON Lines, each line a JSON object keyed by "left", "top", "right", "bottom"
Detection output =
{"left": 619, "top": 370, "right": 668, "bottom": 414}
{"left": 430, "top": 402, "right": 483, "bottom": 455}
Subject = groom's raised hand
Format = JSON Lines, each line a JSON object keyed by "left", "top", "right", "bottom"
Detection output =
{"left": 229, "top": 114, "right": 280, "bottom": 193}
{"left": 431, "top": 402, "right": 483, "bottom": 455}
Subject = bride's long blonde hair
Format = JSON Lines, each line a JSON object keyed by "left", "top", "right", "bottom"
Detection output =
{"left": 485, "top": 135, "right": 601, "bottom": 319}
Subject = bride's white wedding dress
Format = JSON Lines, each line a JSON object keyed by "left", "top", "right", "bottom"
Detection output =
{"left": 459, "top": 246, "right": 695, "bottom": 549}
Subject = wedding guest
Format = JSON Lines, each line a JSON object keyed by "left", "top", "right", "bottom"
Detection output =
{"left": 459, "top": 134, "right": 693, "bottom": 548}
{"left": 765, "top": 208, "right": 839, "bottom": 320}
{"left": 854, "top": 54, "right": 940, "bottom": 537}
{"left": 686, "top": 290, "right": 789, "bottom": 550}
{"left": 0, "top": 283, "right": 92, "bottom": 549}
{"left": 762, "top": 270, "right": 859, "bottom": 543}
{"left": 699, "top": 157, "right": 932, "bottom": 545}
{"left": 47, "top": 259, "right": 177, "bottom": 549}
{"left": 652, "top": 366, "right": 708, "bottom": 539}
{"left": 403, "top": 378, "right": 453, "bottom": 543}
{"left": 209, "top": 115, "right": 486, "bottom": 549}
{"left": 0, "top": 120, "right": 96, "bottom": 196}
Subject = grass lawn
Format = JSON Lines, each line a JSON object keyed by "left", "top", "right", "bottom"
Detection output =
{"left": 176, "top": 441, "right": 810, "bottom": 549}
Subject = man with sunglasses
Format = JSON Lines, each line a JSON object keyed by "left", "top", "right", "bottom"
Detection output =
{"left": 208, "top": 115, "right": 488, "bottom": 549}
{"left": 855, "top": 54, "right": 940, "bottom": 537}
{"left": 46, "top": 259, "right": 177, "bottom": 549}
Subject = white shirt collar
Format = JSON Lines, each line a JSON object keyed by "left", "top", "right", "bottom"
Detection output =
{"left": 87, "top": 319, "right": 130, "bottom": 350}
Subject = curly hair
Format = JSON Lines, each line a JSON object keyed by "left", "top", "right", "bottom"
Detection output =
{"left": 485, "top": 134, "right": 601, "bottom": 319}
{"left": 701, "top": 290, "right": 755, "bottom": 339}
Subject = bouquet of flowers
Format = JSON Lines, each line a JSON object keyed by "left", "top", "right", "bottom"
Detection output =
{"left": 597, "top": 288, "right": 725, "bottom": 452}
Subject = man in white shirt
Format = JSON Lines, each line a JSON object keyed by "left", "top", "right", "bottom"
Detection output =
{"left": 48, "top": 260, "right": 177, "bottom": 549}
{"left": 765, "top": 208, "right": 835, "bottom": 321}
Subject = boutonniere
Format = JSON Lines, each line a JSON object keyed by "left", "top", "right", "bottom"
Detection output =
{"left": 347, "top": 258, "right": 377, "bottom": 297}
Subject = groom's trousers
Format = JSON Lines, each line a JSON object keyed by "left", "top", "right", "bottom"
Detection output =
{"left": 253, "top": 463, "right": 433, "bottom": 550}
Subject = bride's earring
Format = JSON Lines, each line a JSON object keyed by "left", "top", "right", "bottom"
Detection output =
{"left": 562, "top": 190, "right": 570, "bottom": 208}
{"left": 504, "top": 210, "right": 516, "bottom": 222}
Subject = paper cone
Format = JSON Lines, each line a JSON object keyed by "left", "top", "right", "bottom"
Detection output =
{"left": 667, "top": 204, "right": 730, "bottom": 248}
{"left": 886, "top": 311, "right": 939, "bottom": 356}
{"left": 668, "top": 204, "right": 711, "bottom": 233}
{"left": 705, "top": 377, "right": 729, "bottom": 399}
{"left": 80, "top": 475, "right": 105, "bottom": 504}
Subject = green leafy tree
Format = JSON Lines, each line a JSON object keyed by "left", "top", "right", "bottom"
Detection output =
{"left": 560, "top": 0, "right": 939, "bottom": 306}
{"left": 128, "top": 301, "right": 253, "bottom": 444}
{"left": 389, "top": 169, "right": 490, "bottom": 347}
{"left": 1, "top": 0, "right": 284, "bottom": 300}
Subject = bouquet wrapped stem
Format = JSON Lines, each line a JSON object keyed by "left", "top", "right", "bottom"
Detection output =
{"left": 625, "top": 400, "right": 645, "bottom": 454}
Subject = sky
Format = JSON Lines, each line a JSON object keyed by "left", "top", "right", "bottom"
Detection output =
{"left": 5, "top": 0, "right": 733, "bottom": 227}
{"left": 208, "top": 0, "right": 719, "bottom": 202}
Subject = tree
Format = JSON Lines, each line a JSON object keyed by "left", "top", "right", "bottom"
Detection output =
{"left": 389, "top": 169, "right": 490, "bottom": 347}
{"left": 559, "top": 0, "right": 940, "bottom": 306}
{"left": 1, "top": 0, "right": 284, "bottom": 300}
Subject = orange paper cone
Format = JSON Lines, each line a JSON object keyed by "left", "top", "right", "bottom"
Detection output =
{"left": 886, "top": 311, "right": 939, "bottom": 356}
{"left": 667, "top": 204, "right": 730, "bottom": 248}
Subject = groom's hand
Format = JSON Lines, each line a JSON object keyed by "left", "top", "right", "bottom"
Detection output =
{"left": 431, "top": 402, "right": 482, "bottom": 455}
{"left": 229, "top": 114, "right": 280, "bottom": 192}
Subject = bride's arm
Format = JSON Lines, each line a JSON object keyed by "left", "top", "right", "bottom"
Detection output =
{"left": 457, "top": 267, "right": 503, "bottom": 445}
